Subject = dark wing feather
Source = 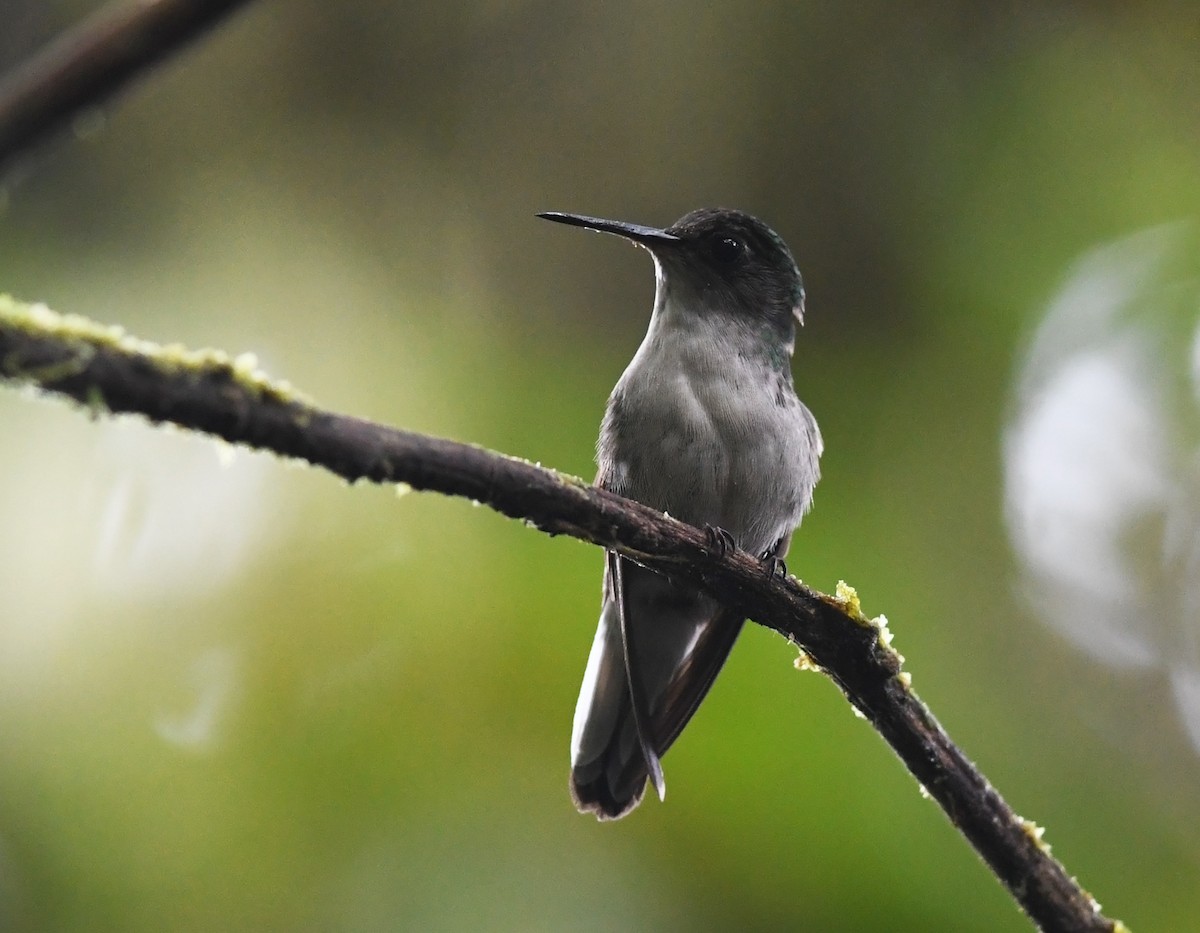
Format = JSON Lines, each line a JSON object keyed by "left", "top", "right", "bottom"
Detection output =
{"left": 570, "top": 554, "right": 744, "bottom": 819}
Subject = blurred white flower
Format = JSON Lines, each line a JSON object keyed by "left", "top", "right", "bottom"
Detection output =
{"left": 85, "top": 425, "right": 271, "bottom": 601}
{"left": 154, "top": 647, "right": 242, "bottom": 751}
{"left": 0, "top": 407, "right": 275, "bottom": 710}
{"left": 1005, "top": 223, "right": 1200, "bottom": 750}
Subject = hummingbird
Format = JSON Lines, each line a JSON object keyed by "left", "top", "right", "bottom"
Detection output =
{"left": 538, "top": 207, "right": 823, "bottom": 820}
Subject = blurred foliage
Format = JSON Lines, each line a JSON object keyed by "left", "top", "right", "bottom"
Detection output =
{"left": 2, "top": 1, "right": 1200, "bottom": 930}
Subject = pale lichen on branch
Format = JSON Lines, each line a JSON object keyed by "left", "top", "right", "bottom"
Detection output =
{"left": 0, "top": 294, "right": 305, "bottom": 409}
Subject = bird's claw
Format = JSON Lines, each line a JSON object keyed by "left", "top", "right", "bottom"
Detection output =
{"left": 762, "top": 555, "right": 787, "bottom": 580}
{"left": 704, "top": 524, "right": 737, "bottom": 558}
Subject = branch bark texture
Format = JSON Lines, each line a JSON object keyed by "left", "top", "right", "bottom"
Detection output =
{"left": 0, "top": 298, "right": 1125, "bottom": 933}
{"left": 0, "top": 0, "right": 255, "bottom": 172}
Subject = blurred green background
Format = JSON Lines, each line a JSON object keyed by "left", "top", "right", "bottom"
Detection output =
{"left": 2, "top": 1, "right": 1200, "bottom": 930}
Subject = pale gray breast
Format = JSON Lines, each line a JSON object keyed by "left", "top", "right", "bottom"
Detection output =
{"left": 598, "top": 335, "right": 821, "bottom": 556}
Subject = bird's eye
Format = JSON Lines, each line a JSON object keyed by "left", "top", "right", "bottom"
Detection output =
{"left": 711, "top": 235, "right": 744, "bottom": 264}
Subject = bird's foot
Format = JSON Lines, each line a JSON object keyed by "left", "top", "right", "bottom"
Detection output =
{"left": 762, "top": 555, "right": 788, "bottom": 580}
{"left": 704, "top": 524, "right": 737, "bottom": 558}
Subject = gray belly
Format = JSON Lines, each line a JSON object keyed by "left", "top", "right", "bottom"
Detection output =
{"left": 599, "top": 377, "right": 820, "bottom": 557}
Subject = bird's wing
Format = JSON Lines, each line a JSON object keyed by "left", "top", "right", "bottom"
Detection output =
{"left": 570, "top": 553, "right": 744, "bottom": 819}
{"left": 610, "top": 551, "right": 666, "bottom": 799}
{"left": 622, "top": 559, "right": 745, "bottom": 754}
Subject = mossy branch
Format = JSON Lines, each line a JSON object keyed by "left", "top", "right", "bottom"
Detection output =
{"left": 0, "top": 295, "right": 1125, "bottom": 933}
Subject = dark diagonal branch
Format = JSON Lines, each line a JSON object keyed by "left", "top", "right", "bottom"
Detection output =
{"left": 0, "top": 297, "right": 1125, "bottom": 933}
{"left": 0, "top": 0, "right": 256, "bottom": 172}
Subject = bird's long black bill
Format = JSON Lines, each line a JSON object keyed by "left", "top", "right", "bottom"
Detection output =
{"left": 537, "top": 211, "right": 678, "bottom": 245}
